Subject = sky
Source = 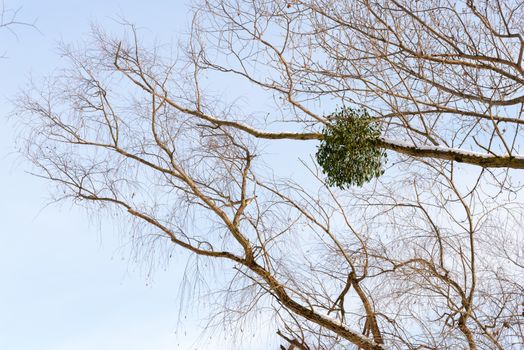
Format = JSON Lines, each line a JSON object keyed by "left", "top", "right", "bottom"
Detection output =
{"left": 0, "top": 1, "right": 276, "bottom": 349}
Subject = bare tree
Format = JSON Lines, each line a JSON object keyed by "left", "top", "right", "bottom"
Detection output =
{"left": 15, "top": 1, "right": 524, "bottom": 349}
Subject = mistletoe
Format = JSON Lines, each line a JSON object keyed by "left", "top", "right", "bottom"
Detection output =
{"left": 316, "top": 107, "right": 386, "bottom": 188}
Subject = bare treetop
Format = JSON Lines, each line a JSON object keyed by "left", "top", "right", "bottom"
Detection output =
{"left": 193, "top": 0, "right": 524, "bottom": 168}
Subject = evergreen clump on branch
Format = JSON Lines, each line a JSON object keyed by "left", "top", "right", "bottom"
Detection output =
{"left": 316, "top": 107, "right": 386, "bottom": 188}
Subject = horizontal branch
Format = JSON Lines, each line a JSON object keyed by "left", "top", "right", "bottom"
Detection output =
{"left": 168, "top": 107, "right": 524, "bottom": 168}
{"left": 379, "top": 138, "right": 524, "bottom": 169}
{"left": 121, "top": 70, "right": 524, "bottom": 169}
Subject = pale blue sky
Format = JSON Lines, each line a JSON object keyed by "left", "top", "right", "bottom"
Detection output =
{"left": 0, "top": 1, "right": 277, "bottom": 349}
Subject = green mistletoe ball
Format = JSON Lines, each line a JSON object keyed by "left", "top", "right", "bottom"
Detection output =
{"left": 316, "top": 107, "right": 386, "bottom": 188}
